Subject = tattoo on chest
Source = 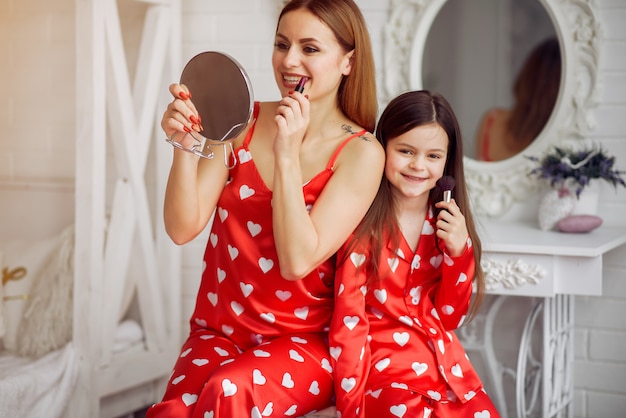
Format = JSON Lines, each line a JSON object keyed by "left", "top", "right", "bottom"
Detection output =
{"left": 341, "top": 124, "right": 370, "bottom": 142}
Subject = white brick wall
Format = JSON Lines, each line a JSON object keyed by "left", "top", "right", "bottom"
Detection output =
{"left": 573, "top": 1, "right": 626, "bottom": 416}
{"left": 0, "top": 0, "right": 75, "bottom": 181}
{"left": 575, "top": 266, "right": 626, "bottom": 415}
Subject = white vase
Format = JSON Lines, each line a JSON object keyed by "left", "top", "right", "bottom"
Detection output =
{"left": 537, "top": 188, "right": 575, "bottom": 231}
{"left": 570, "top": 180, "right": 600, "bottom": 215}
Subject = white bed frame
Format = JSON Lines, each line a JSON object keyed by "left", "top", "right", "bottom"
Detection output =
{"left": 69, "top": 0, "right": 182, "bottom": 416}
{"left": 0, "top": 1, "right": 181, "bottom": 416}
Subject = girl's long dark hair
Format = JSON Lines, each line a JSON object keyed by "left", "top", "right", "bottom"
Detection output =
{"left": 344, "top": 90, "right": 484, "bottom": 322}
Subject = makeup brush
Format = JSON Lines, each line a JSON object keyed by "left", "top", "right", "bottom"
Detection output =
{"left": 437, "top": 176, "right": 456, "bottom": 203}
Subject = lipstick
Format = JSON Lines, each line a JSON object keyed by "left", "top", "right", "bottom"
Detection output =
{"left": 295, "top": 76, "right": 308, "bottom": 93}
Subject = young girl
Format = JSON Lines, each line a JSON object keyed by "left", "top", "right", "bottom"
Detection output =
{"left": 147, "top": 1, "right": 385, "bottom": 417}
{"left": 329, "top": 90, "right": 500, "bottom": 417}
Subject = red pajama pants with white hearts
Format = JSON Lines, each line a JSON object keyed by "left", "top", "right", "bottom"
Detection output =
{"left": 146, "top": 330, "right": 333, "bottom": 417}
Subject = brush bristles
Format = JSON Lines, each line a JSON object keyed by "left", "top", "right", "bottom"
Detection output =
{"left": 436, "top": 176, "right": 456, "bottom": 192}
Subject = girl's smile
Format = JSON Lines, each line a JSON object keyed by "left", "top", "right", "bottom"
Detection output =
{"left": 385, "top": 123, "right": 449, "bottom": 202}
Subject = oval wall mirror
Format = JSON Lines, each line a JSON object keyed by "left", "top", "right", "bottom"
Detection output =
{"left": 382, "top": 0, "right": 601, "bottom": 217}
{"left": 422, "top": 0, "right": 559, "bottom": 162}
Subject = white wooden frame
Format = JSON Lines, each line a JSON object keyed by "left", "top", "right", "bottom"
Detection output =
{"left": 72, "top": 0, "right": 181, "bottom": 416}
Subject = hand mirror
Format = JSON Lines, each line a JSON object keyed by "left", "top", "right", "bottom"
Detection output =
{"left": 166, "top": 51, "right": 254, "bottom": 166}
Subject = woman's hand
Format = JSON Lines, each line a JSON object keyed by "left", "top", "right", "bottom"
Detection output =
{"left": 273, "top": 91, "right": 310, "bottom": 158}
{"left": 435, "top": 198, "right": 469, "bottom": 257}
{"left": 161, "top": 83, "right": 203, "bottom": 150}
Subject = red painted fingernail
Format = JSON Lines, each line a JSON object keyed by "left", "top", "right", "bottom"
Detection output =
{"left": 183, "top": 126, "right": 191, "bottom": 133}
{"left": 305, "top": 94, "right": 309, "bottom": 99}
{"left": 179, "top": 91, "right": 189, "bottom": 100}
{"left": 190, "top": 115, "right": 199, "bottom": 124}
{"left": 288, "top": 90, "right": 294, "bottom": 95}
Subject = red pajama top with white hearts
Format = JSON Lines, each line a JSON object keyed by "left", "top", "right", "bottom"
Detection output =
{"left": 330, "top": 209, "right": 485, "bottom": 417}
{"left": 190, "top": 103, "right": 365, "bottom": 351}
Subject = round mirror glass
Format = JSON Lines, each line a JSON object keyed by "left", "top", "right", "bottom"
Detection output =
{"left": 421, "top": 0, "right": 560, "bottom": 162}
{"left": 181, "top": 51, "right": 254, "bottom": 144}
{"left": 166, "top": 51, "right": 254, "bottom": 163}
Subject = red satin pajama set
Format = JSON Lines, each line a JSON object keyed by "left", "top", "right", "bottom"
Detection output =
{"left": 330, "top": 209, "right": 502, "bottom": 417}
{"left": 147, "top": 103, "right": 365, "bottom": 418}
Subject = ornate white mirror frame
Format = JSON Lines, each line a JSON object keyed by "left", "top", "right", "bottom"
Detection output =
{"left": 382, "top": 0, "right": 601, "bottom": 217}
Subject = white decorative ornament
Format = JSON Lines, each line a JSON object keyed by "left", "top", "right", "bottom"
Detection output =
{"left": 481, "top": 257, "right": 547, "bottom": 291}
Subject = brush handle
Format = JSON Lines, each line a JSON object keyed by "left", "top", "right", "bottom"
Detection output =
{"left": 443, "top": 190, "right": 452, "bottom": 203}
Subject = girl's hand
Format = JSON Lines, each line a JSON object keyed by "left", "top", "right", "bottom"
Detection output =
{"left": 304, "top": 406, "right": 336, "bottom": 417}
{"left": 161, "top": 83, "right": 203, "bottom": 150}
{"left": 435, "top": 198, "right": 469, "bottom": 257}
{"left": 273, "top": 91, "right": 310, "bottom": 158}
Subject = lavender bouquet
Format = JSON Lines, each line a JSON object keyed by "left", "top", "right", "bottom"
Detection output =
{"left": 527, "top": 145, "right": 626, "bottom": 198}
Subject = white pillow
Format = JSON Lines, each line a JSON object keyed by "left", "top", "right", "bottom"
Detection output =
{"left": 0, "top": 233, "right": 61, "bottom": 352}
{"left": 16, "top": 225, "right": 74, "bottom": 358}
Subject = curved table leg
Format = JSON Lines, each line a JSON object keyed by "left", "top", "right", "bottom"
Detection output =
{"left": 461, "top": 294, "right": 575, "bottom": 418}
{"left": 540, "top": 294, "right": 574, "bottom": 418}
{"left": 516, "top": 299, "right": 543, "bottom": 417}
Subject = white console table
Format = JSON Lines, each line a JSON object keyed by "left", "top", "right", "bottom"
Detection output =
{"left": 460, "top": 220, "right": 626, "bottom": 418}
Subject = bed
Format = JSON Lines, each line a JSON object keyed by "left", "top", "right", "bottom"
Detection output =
{"left": 0, "top": 180, "right": 181, "bottom": 418}
{"left": 0, "top": 183, "right": 78, "bottom": 417}
{"left": 0, "top": 0, "right": 183, "bottom": 415}
{"left": 0, "top": 0, "right": 183, "bottom": 418}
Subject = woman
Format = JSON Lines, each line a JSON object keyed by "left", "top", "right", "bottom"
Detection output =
{"left": 329, "top": 91, "right": 500, "bottom": 417}
{"left": 146, "top": 1, "right": 384, "bottom": 417}
{"left": 475, "top": 37, "right": 561, "bottom": 161}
